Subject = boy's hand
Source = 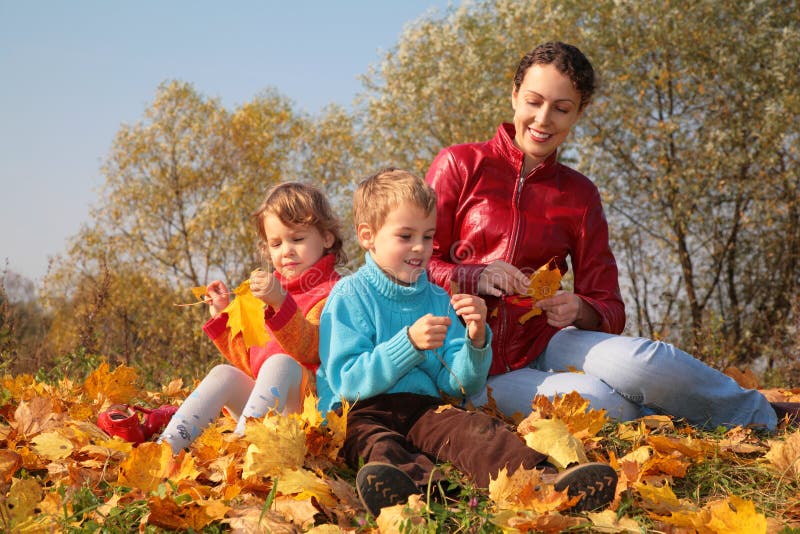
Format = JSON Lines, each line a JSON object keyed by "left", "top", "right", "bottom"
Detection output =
{"left": 451, "top": 294, "right": 488, "bottom": 348}
{"left": 408, "top": 314, "right": 451, "bottom": 350}
{"left": 249, "top": 269, "right": 287, "bottom": 309}
{"left": 206, "top": 280, "right": 230, "bottom": 317}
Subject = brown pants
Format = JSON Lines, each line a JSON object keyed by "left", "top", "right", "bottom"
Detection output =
{"left": 341, "top": 393, "right": 548, "bottom": 489}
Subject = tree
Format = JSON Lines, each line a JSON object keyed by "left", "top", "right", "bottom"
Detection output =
{"left": 357, "top": 0, "right": 799, "bottom": 368}
{"left": 576, "top": 1, "right": 800, "bottom": 363}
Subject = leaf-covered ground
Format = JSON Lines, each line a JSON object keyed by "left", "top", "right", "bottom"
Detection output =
{"left": 1, "top": 362, "right": 799, "bottom": 533}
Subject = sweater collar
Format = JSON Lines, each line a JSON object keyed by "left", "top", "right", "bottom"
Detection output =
{"left": 275, "top": 253, "right": 337, "bottom": 293}
{"left": 362, "top": 253, "right": 428, "bottom": 301}
{"left": 498, "top": 123, "right": 559, "bottom": 176}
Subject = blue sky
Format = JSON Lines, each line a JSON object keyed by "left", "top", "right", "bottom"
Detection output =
{"left": 0, "top": 1, "right": 456, "bottom": 284}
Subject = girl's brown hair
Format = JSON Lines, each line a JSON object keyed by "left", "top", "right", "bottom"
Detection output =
{"left": 252, "top": 182, "right": 346, "bottom": 266}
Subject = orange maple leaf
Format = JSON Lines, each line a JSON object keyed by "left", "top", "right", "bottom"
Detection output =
{"left": 83, "top": 362, "right": 140, "bottom": 406}
{"left": 507, "top": 257, "right": 563, "bottom": 324}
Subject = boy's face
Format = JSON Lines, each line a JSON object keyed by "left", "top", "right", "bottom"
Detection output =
{"left": 358, "top": 202, "right": 436, "bottom": 285}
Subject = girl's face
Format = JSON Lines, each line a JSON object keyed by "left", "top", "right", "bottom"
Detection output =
{"left": 262, "top": 213, "right": 334, "bottom": 279}
{"left": 358, "top": 202, "right": 436, "bottom": 286}
{"left": 511, "top": 63, "right": 584, "bottom": 168}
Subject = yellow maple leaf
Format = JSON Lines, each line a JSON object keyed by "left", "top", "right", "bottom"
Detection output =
{"left": 242, "top": 412, "right": 306, "bottom": 479}
{"left": 376, "top": 493, "right": 428, "bottom": 532}
{"left": 223, "top": 280, "right": 269, "bottom": 350}
{"left": 520, "top": 418, "right": 589, "bottom": 469}
{"left": 635, "top": 481, "right": 683, "bottom": 514}
{"left": 118, "top": 442, "right": 198, "bottom": 493}
{"left": 30, "top": 431, "right": 74, "bottom": 461}
{"left": 3, "top": 477, "right": 43, "bottom": 526}
{"left": 275, "top": 468, "right": 337, "bottom": 507}
{"left": 191, "top": 285, "right": 208, "bottom": 302}
{"left": 83, "top": 362, "right": 140, "bottom": 406}
{"left": 322, "top": 399, "right": 349, "bottom": 461}
{"left": 586, "top": 509, "right": 643, "bottom": 532}
{"left": 705, "top": 496, "right": 766, "bottom": 534}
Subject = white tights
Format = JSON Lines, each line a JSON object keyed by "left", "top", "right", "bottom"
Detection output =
{"left": 159, "top": 353, "right": 305, "bottom": 453}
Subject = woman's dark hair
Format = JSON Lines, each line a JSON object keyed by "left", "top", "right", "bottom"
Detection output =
{"left": 513, "top": 41, "right": 595, "bottom": 110}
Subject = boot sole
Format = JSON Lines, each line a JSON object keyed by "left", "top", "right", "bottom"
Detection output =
{"left": 553, "top": 462, "right": 617, "bottom": 512}
{"left": 356, "top": 462, "right": 421, "bottom": 517}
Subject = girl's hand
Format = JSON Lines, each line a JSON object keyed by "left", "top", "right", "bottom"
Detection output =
{"left": 206, "top": 280, "right": 230, "bottom": 317}
{"left": 451, "top": 294, "right": 488, "bottom": 348}
{"left": 249, "top": 269, "right": 287, "bottom": 309}
{"left": 537, "top": 291, "right": 601, "bottom": 330}
{"left": 477, "top": 260, "right": 530, "bottom": 297}
{"left": 408, "top": 314, "right": 451, "bottom": 350}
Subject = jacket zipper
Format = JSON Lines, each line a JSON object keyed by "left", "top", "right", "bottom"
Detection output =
{"left": 498, "top": 165, "right": 527, "bottom": 372}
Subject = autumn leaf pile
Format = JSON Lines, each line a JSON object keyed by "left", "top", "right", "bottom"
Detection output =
{"left": 2, "top": 363, "right": 800, "bottom": 533}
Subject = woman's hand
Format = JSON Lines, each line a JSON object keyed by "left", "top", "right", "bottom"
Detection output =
{"left": 537, "top": 291, "right": 601, "bottom": 330}
{"left": 206, "top": 280, "right": 230, "bottom": 318}
{"left": 477, "top": 260, "right": 530, "bottom": 297}
{"left": 249, "top": 270, "right": 287, "bottom": 309}
{"left": 451, "top": 294, "right": 488, "bottom": 348}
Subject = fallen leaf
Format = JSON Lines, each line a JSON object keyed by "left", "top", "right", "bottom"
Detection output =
{"left": 83, "top": 362, "right": 140, "bottom": 406}
{"left": 765, "top": 430, "right": 800, "bottom": 479}
{"left": 519, "top": 418, "right": 589, "bottom": 469}
{"left": 489, "top": 466, "right": 574, "bottom": 513}
{"left": 724, "top": 367, "right": 760, "bottom": 389}
{"left": 243, "top": 412, "right": 306, "bottom": 478}
{"left": 30, "top": 431, "right": 74, "bottom": 460}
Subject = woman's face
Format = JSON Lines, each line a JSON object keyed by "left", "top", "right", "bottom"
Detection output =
{"left": 511, "top": 63, "right": 583, "bottom": 167}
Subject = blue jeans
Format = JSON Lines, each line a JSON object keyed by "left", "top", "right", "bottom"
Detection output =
{"left": 470, "top": 327, "right": 777, "bottom": 430}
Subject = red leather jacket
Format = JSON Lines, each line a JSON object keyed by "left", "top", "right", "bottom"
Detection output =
{"left": 426, "top": 123, "right": 625, "bottom": 375}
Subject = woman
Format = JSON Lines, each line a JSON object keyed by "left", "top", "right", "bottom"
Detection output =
{"left": 426, "top": 41, "right": 781, "bottom": 429}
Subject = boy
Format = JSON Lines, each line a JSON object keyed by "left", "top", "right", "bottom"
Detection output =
{"left": 316, "top": 168, "right": 617, "bottom": 517}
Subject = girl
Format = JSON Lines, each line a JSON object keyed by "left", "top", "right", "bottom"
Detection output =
{"left": 159, "top": 182, "right": 345, "bottom": 453}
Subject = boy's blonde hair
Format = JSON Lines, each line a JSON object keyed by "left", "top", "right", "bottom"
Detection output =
{"left": 353, "top": 168, "right": 437, "bottom": 231}
{"left": 252, "top": 181, "right": 346, "bottom": 266}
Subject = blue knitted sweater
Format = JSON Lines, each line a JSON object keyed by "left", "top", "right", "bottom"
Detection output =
{"left": 316, "top": 253, "right": 492, "bottom": 415}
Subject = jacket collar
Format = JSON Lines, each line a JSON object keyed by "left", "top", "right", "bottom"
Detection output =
{"left": 497, "top": 123, "right": 559, "bottom": 178}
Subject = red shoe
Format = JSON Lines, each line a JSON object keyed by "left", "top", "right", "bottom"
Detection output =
{"left": 97, "top": 404, "right": 146, "bottom": 443}
{"left": 135, "top": 405, "right": 178, "bottom": 439}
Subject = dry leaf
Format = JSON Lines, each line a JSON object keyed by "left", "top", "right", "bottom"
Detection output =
{"left": 519, "top": 418, "right": 589, "bottom": 469}
{"left": 765, "top": 430, "right": 800, "bottom": 478}
{"left": 507, "top": 257, "right": 563, "bottom": 324}
{"left": 724, "top": 367, "right": 760, "bottom": 389}
{"left": 83, "top": 362, "right": 140, "bottom": 406}
{"left": 30, "top": 431, "right": 74, "bottom": 461}
{"left": 242, "top": 412, "right": 306, "bottom": 478}
{"left": 488, "top": 466, "right": 574, "bottom": 513}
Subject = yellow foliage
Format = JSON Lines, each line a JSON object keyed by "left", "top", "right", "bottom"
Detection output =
{"left": 83, "top": 362, "right": 140, "bottom": 406}
{"left": 223, "top": 280, "right": 269, "bottom": 350}
{"left": 520, "top": 418, "right": 589, "bottom": 469}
